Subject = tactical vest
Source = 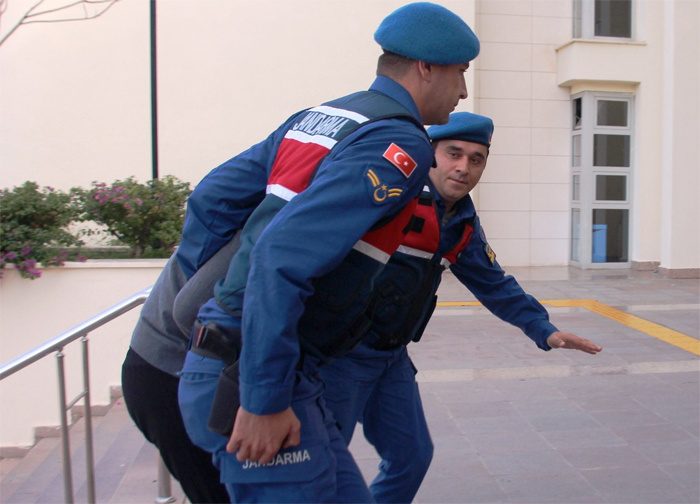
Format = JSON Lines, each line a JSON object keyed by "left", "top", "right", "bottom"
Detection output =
{"left": 363, "top": 187, "right": 475, "bottom": 351}
{"left": 213, "top": 90, "right": 429, "bottom": 361}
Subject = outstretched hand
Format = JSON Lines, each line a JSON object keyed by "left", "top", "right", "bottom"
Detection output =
{"left": 227, "top": 407, "right": 301, "bottom": 465}
{"left": 547, "top": 331, "right": 602, "bottom": 355}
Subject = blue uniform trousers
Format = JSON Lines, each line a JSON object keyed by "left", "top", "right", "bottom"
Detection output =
{"left": 319, "top": 342, "right": 434, "bottom": 504}
{"left": 178, "top": 351, "right": 374, "bottom": 504}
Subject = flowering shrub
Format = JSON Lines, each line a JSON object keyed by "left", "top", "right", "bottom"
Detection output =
{"left": 1, "top": 177, "right": 191, "bottom": 279}
{"left": 0, "top": 182, "right": 85, "bottom": 279}
{"left": 75, "top": 176, "right": 191, "bottom": 258}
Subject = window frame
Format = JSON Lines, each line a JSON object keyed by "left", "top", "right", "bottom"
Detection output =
{"left": 570, "top": 91, "right": 635, "bottom": 268}
{"left": 573, "top": 0, "right": 634, "bottom": 40}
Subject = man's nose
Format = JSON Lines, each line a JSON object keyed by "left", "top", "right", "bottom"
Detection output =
{"left": 455, "top": 159, "right": 469, "bottom": 174}
{"left": 460, "top": 78, "right": 468, "bottom": 100}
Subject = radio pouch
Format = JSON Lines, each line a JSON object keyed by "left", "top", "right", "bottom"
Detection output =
{"left": 207, "top": 360, "right": 240, "bottom": 437}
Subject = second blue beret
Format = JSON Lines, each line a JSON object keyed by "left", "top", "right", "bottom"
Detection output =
{"left": 428, "top": 112, "right": 494, "bottom": 147}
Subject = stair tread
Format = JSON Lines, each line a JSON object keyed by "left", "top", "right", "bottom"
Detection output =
{"left": 0, "top": 399, "right": 178, "bottom": 504}
{"left": 108, "top": 442, "right": 186, "bottom": 504}
{"left": 0, "top": 437, "right": 62, "bottom": 502}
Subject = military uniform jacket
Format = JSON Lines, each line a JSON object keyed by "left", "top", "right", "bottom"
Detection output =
{"left": 196, "top": 76, "right": 435, "bottom": 416}
{"left": 366, "top": 181, "right": 558, "bottom": 351}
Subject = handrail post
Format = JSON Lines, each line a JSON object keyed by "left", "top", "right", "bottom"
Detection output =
{"left": 81, "top": 337, "right": 96, "bottom": 504}
{"left": 156, "top": 455, "right": 176, "bottom": 503}
{"left": 0, "top": 287, "right": 156, "bottom": 502}
{"left": 56, "top": 350, "right": 75, "bottom": 504}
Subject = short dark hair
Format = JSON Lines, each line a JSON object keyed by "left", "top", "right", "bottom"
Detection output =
{"left": 376, "top": 51, "right": 415, "bottom": 78}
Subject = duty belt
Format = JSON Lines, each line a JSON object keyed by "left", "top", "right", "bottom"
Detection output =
{"left": 362, "top": 331, "right": 404, "bottom": 351}
{"left": 190, "top": 322, "right": 241, "bottom": 364}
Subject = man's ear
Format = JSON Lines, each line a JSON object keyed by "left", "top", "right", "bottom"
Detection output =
{"left": 416, "top": 60, "right": 433, "bottom": 82}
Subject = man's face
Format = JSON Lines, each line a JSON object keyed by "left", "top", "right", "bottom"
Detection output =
{"left": 423, "top": 63, "right": 469, "bottom": 125}
{"left": 429, "top": 139, "right": 488, "bottom": 210}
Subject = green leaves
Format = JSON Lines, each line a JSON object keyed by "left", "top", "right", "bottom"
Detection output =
{"left": 0, "top": 182, "right": 84, "bottom": 279}
{"left": 1, "top": 177, "right": 192, "bottom": 279}
{"left": 74, "top": 176, "right": 191, "bottom": 258}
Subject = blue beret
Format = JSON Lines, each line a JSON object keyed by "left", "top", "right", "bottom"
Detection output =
{"left": 374, "top": 2, "right": 480, "bottom": 65}
{"left": 428, "top": 112, "right": 494, "bottom": 147}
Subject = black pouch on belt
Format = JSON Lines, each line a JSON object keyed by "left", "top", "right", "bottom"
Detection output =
{"left": 207, "top": 359, "right": 240, "bottom": 437}
{"left": 192, "top": 321, "right": 242, "bottom": 438}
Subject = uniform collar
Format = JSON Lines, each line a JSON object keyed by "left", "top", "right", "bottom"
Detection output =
{"left": 369, "top": 76, "right": 423, "bottom": 123}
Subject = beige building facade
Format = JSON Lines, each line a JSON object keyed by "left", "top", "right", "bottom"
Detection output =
{"left": 1, "top": 0, "right": 698, "bottom": 275}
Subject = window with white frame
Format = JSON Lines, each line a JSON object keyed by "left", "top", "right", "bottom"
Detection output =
{"left": 570, "top": 92, "right": 634, "bottom": 267}
{"left": 573, "top": 0, "right": 632, "bottom": 39}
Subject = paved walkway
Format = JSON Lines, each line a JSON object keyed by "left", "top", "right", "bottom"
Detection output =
{"left": 349, "top": 267, "right": 699, "bottom": 503}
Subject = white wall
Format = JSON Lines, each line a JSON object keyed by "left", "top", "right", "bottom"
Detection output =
{"left": 0, "top": 0, "right": 153, "bottom": 190}
{"left": 0, "top": 0, "right": 477, "bottom": 190}
{"left": 0, "top": 261, "right": 163, "bottom": 447}
{"left": 661, "top": 0, "right": 700, "bottom": 272}
{"left": 154, "top": 0, "right": 477, "bottom": 183}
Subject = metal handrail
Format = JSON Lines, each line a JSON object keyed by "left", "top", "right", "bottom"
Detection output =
{"left": 0, "top": 287, "right": 151, "bottom": 379}
{"left": 0, "top": 286, "right": 175, "bottom": 504}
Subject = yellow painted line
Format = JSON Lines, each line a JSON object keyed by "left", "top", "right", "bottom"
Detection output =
{"left": 436, "top": 299, "right": 700, "bottom": 356}
{"left": 438, "top": 301, "right": 482, "bottom": 307}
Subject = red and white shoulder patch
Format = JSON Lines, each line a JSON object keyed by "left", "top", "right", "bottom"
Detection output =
{"left": 382, "top": 143, "right": 417, "bottom": 178}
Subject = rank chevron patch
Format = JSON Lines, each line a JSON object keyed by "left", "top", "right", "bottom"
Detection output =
{"left": 366, "top": 169, "right": 404, "bottom": 203}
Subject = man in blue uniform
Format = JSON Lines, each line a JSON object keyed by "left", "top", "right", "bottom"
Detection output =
{"left": 177, "top": 3, "right": 481, "bottom": 503}
{"left": 318, "top": 111, "right": 603, "bottom": 503}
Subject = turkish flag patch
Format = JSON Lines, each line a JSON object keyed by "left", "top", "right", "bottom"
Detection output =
{"left": 382, "top": 143, "right": 417, "bottom": 178}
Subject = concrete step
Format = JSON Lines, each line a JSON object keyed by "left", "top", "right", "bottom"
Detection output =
{"left": 1, "top": 411, "right": 110, "bottom": 503}
{"left": 1, "top": 436, "right": 62, "bottom": 502}
{"left": 0, "top": 399, "right": 186, "bottom": 504}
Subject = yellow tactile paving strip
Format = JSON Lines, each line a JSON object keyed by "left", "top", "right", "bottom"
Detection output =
{"left": 437, "top": 299, "right": 700, "bottom": 357}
